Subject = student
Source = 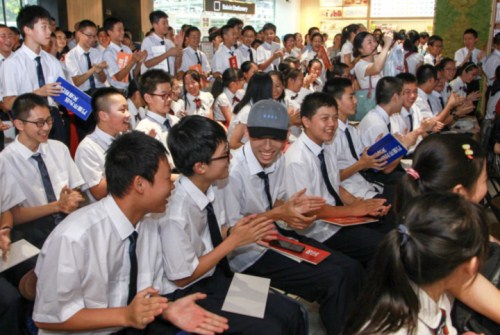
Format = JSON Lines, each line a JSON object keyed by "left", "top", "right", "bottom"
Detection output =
{"left": 34, "top": 131, "right": 229, "bottom": 334}
{"left": 178, "top": 26, "right": 211, "bottom": 77}
{"left": 1, "top": 5, "right": 68, "bottom": 144}
{"left": 284, "top": 92, "right": 389, "bottom": 265}
{"left": 449, "top": 62, "right": 479, "bottom": 97}
{"left": 75, "top": 88, "right": 130, "bottom": 203}
{"left": 240, "top": 60, "right": 258, "bottom": 87}
{"left": 211, "top": 68, "right": 244, "bottom": 124}
{"left": 269, "top": 70, "right": 285, "bottom": 103}
{"left": 339, "top": 24, "right": 359, "bottom": 69}
{"left": 455, "top": 28, "right": 484, "bottom": 68}
{"left": 126, "top": 79, "right": 146, "bottom": 129}
{"left": 228, "top": 72, "right": 273, "bottom": 149}
{"left": 182, "top": 69, "right": 214, "bottom": 119}
{"left": 423, "top": 35, "right": 443, "bottom": 65}
{"left": 282, "top": 33, "right": 299, "bottom": 58}
{"left": 141, "top": 10, "right": 182, "bottom": 77}
{"left": 284, "top": 68, "right": 311, "bottom": 108}
{"left": 96, "top": 27, "right": 109, "bottom": 52}
{"left": 403, "top": 30, "right": 424, "bottom": 75}
{"left": 169, "top": 77, "right": 184, "bottom": 117}
{"left": 256, "top": 23, "right": 282, "bottom": 72}
{"left": 301, "top": 32, "right": 327, "bottom": 80}
{"left": 211, "top": 25, "right": 239, "bottom": 78}
{"left": 342, "top": 192, "right": 489, "bottom": 335}
{"left": 0, "top": 23, "right": 13, "bottom": 150}
{"left": 162, "top": 115, "right": 307, "bottom": 334}
{"left": 136, "top": 69, "right": 179, "bottom": 169}
{"left": 483, "top": 32, "right": 500, "bottom": 87}
{"left": 103, "top": 17, "right": 147, "bottom": 91}
{"left": 224, "top": 99, "right": 363, "bottom": 335}
{"left": 304, "top": 58, "right": 324, "bottom": 92}
{"left": 234, "top": 25, "right": 257, "bottom": 64}
{"left": 418, "top": 31, "right": 429, "bottom": 55}
{"left": 65, "top": 20, "right": 107, "bottom": 95}
{"left": 294, "top": 32, "right": 305, "bottom": 55}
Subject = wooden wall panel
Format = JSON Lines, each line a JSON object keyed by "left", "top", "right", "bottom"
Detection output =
{"left": 67, "top": 0, "right": 103, "bottom": 29}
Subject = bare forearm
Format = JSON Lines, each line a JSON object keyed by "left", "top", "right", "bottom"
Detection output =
{"left": 11, "top": 203, "right": 59, "bottom": 224}
{"left": 144, "top": 53, "right": 168, "bottom": 68}
{"left": 35, "top": 307, "right": 128, "bottom": 331}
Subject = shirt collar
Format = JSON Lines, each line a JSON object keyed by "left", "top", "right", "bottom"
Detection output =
{"left": 20, "top": 44, "right": 40, "bottom": 59}
{"left": 186, "top": 92, "right": 200, "bottom": 102}
{"left": 223, "top": 87, "right": 235, "bottom": 100}
{"left": 337, "top": 118, "right": 348, "bottom": 132}
{"left": 153, "top": 33, "right": 166, "bottom": 43}
{"left": 178, "top": 175, "right": 215, "bottom": 210}
{"left": 13, "top": 136, "right": 45, "bottom": 160}
{"left": 374, "top": 105, "right": 390, "bottom": 124}
{"left": 400, "top": 106, "right": 411, "bottom": 117}
{"left": 109, "top": 42, "right": 124, "bottom": 52}
{"left": 105, "top": 195, "right": 139, "bottom": 240}
{"left": 94, "top": 125, "right": 115, "bottom": 145}
{"left": 300, "top": 132, "right": 323, "bottom": 156}
{"left": 243, "top": 142, "right": 277, "bottom": 176}
{"left": 494, "top": 49, "right": 500, "bottom": 57}
{"left": 263, "top": 42, "right": 272, "bottom": 50}
{"left": 411, "top": 283, "right": 448, "bottom": 331}
{"left": 146, "top": 110, "right": 167, "bottom": 124}
{"left": 75, "top": 44, "right": 89, "bottom": 56}
{"left": 221, "top": 44, "right": 235, "bottom": 53}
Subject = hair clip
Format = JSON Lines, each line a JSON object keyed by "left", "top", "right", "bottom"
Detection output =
{"left": 406, "top": 168, "right": 420, "bottom": 181}
{"left": 397, "top": 224, "right": 410, "bottom": 247}
{"left": 462, "top": 144, "right": 474, "bottom": 160}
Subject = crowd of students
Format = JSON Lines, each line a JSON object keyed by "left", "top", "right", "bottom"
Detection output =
{"left": 0, "top": 4, "right": 500, "bottom": 335}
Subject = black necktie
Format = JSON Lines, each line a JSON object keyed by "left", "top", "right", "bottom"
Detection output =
{"left": 248, "top": 48, "right": 254, "bottom": 62}
{"left": 256, "top": 171, "right": 273, "bottom": 210}
{"left": 318, "top": 150, "right": 344, "bottom": 206}
{"left": 160, "top": 41, "right": 165, "bottom": 46}
{"left": 407, "top": 114, "right": 413, "bottom": 132}
{"left": 32, "top": 153, "right": 64, "bottom": 224}
{"left": 127, "top": 231, "right": 138, "bottom": 305}
{"left": 160, "top": 41, "right": 171, "bottom": 74}
{"left": 427, "top": 99, "right": 433, "bottom": 113}
{"left": 34, "top": 56, "right": 45, "bottom": 88}
{"left": 195, "top": 51, "right": 202, "bottom": 65}
{"left": 387, "top": 122, "right": 391, "bottom": 133}
{"left": 163, "top": 118, "right": 171, "bottom": 130}
{"left": 439, "top": 96, "right": 445, "bottom": 109}
{"left": 206, "top": 203, "right": 232, "bottom": 277}
{"left": 344, "top": 128, "right": 358, "bottom": 160}
{"left": 84, "top": 52, "right": 96, "bottom": 90}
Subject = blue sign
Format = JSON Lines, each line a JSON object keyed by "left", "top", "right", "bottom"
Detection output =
{"left": 53, "top": 77, "right": 92, "bottom": 121}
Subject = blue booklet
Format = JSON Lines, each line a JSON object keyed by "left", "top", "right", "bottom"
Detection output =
{"left": 367, "top": 133, "right": 407, "bottom": 171}
{"left": 52, "top": 77, "right": 92, "bottom": 121}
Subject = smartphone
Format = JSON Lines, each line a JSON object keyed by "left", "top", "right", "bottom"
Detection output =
{"left": 269, "top": 239, "right": 305, "bottom": 253}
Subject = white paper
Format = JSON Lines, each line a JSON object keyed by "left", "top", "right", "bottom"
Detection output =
{"left": 0, "top": 239, "right": 40, "bottom": 272}
{"left": 222, "top": 273, "right": 270, "bottom": 319}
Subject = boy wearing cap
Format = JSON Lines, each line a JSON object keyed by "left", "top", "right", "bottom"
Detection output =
{"left": 224, "top": 99, "right": 363, "bottom": 335}
{"left": 160, "top": 115, "right": 307, "bottom": 335}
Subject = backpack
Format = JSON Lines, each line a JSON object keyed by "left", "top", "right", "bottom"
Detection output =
{"left": 451, "top": 243, "right": 500, "bottom": 335}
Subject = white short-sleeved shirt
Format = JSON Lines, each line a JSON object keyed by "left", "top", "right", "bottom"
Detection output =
{"left": 127, "top": 99, "right": 147, "bottom": 130}
{"left": 65, "top": 44, "right": 106, "bottom": 92}
{"left": 358, "top": 105, "right": 391, "bottom": 148}
{"left": 227, "top": 103, "right": 251, "bottom": 143}
{"left": 170, "top": 99, "right": 185, "bottom": 117}
{"left": 486, "top": 90, "right": 500, "bottom": 120}
{"left": 454, "top": 47, "right": 481, "bottom": 66}
{"left": 284, "top": 132, "right": 341, "bottom": 242}
{"left": 1, "top": 44, "right": 66, "bottom": 107}
{"left": 483, "top": 49, "right": 500, "bottom": 86}
{"left": 211, "top": 44, "right": 239, "bottom": 75}
{"left": 234, "top": 44, "right": 257, "bottom": 64}
{"left": 0, "top": 158, "right": 25, "bottom": 212}
{"left": 414, "top": 88, "right": 435, "bottom": 116}
{"left": 256, "top": 42, "right": 281, "bottom": 72}
{"left": 423, "top": 53, "right": 437, "bottom": 65}
{"left": 184, "top": 91, "right": 214, "bottom": 118}
{"left": 224, "top": 142, "right": 286, "bottom": 272}
{"left": 284, "top": 88, "right": 311, "bottom": 110}
{"left": 75, "top": 127, "right": 114, "bottom": 202}
{"left": 390, "top": 106, "right": 431, "bottom": 152}
{"left": 135, "top": 111, "right": 179, "bottom": 167}
{"left": 333, "top": 120, "right": 381, "bottom": 199}
{"left": 141, "top": 33, "right": 177, "bottom": 75}
{"left": 449, "top": 76, "right": 468, "bottom": 97}
{"left": 179, "top": 46, "right": 211, "bottom": 73}
{"left": 159, "top": 176, "right": 226, "bottom": 293}
{"left": 405, "top": 51, "right": 424, "bottom": 75}
{"left": 429, "top": 91, "right": 444, "bottom": 115}
{"left": 33, "top": 196, "right": 164, "bottom": 335}
{"left": 340, "top": 40, "right": 354, "bottom": 63}
{"left": 354, "top": 58, "right": 382, "bottom": 90}
{"left": 214, "top": 88, "right": 244, "bottom": 122}
{"left": 103, "top": 42, "right": 134, "bottom": 90}
{"left": 0, "top": 138, "right": 84, "bottom": 208}
{"left": 0, "top": 53, "right": 11, "bottom": 100}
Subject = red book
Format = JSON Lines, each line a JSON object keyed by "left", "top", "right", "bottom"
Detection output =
{"left": 116, "top": 52, "right": 132, "bottom": 83}
{"left": 267, "top": 235, "right": 331, "bottom": 265}
{"left": 322, "top": 216, "right": 378, "bottom": 227}
{"left": 317, "top": 46, "right": 333, "bottom": 71}
{"left": 229, "top": 55, "right": 239, "bottom": 69}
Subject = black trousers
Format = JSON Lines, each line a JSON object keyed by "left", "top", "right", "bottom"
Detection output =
{"left": 0, "top": 277, "right": 22, "bottom": 335}
{"left": 244, "top": 236, "right": 363, "bottom": 335}
{"left": 161, "top": 269, "right": 307, "bottom": 335}
{"left": 323, "top": 225, "right": 383, "bottom": 267}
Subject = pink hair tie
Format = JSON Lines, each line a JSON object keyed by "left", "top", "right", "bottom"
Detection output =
{"left": 406, "top": 168, "right": 420, "bottom": 180}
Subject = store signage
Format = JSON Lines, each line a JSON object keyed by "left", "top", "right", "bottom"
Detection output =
{"left": 204, "top": 0, "right": 256, "bottom": 15}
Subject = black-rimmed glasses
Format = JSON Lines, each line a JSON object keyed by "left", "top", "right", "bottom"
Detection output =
{"left": 18, "top": 117, "right": 53, "bottom": 128}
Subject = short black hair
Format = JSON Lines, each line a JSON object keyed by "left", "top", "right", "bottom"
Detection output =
{"left": 106, "top": 131, "right": 168, "bottom": 198}
{"left": 323, "top": 77, "right": 352, "bottom": 101}
{"left": 103, "top": 17, "right": 123, "bottom": 34}
{"left": 91, "top": 87, "right": 124, "bottom": 123}
{"left": 463, "top": 28, "right": 478, "bottom": 38}
{"left": 17, "top": 5, "right": 50, "bottom": 37}
{"left": 227, "top": 17, "right": 243, "bottom": 27}
{"left": 419, "top": 31, "right": 429, "bottom": 39}
{"left": 220, "top": 24, "right": 234, "bottom": 38}
{"left": 307, "top": 27, "right": 319, "bottom": 36}
{"left": 242, "top": 25, "right": 256, "bottom": 35}
{"left": 139, "top": 69, "right": 172, "bottom": 98}
{"left": 78, "top": 19, "right": 97, "bottom": 31}
{"left": 375, "top": 77, "right": 403, "bottom": 105}
{"left": 262, "top": 23, "right": 276, "bottom": 33}
{"left": 301, "top": 92, "right": 337, "bottom": 119}
{"left": 494, "top": 32, "right": 500, "bottom": 46}
{"left": 428, "top": 35, "right": 443, "bottom": 46}
{"left": 167, "top": 115, "right": 227, "bottom": 177}
{"left": 395, "top": 72, "right": 417, "bottom": 85}
{"left": 185, "top": 25, "right": 200, "bottom": 37}
{"left": 416, "top": 64, "right": 438, "bottom": 86}
{"left": 12, "top": 93, "right": 49, "bottom": 120}
{"left": 149, "top": 10, "right": 168, "bottom": 25}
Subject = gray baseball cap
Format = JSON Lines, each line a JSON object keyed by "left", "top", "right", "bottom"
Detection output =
{"left": 247, "top": 99, "right": 289, "bottom": 140}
